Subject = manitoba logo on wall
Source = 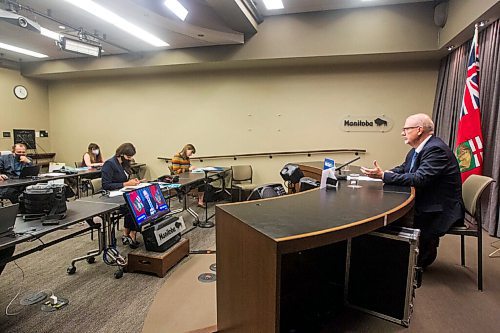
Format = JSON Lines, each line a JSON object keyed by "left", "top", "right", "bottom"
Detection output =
{"left": 341, "top": 115, "right": 393, "bottom": 132}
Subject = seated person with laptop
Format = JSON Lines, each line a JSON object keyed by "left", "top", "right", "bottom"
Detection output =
{"left": 0, "top": 143, "right": 33, "bottom": 203}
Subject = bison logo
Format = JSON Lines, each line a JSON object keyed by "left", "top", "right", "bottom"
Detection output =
{"left": 374, "top": 118, "right": 388, "bottom": 126}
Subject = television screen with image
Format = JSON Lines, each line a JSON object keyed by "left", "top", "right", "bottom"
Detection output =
{"left": 123, "top": 184, "right": 170, "bottom": 228}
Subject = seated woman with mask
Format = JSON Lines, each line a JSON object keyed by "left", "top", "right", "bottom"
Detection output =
{"left": 82, "top": 143, "right": 104, "bottom": 168}
{"left": 102, "top": 143, "right": 142, "bottom": 248}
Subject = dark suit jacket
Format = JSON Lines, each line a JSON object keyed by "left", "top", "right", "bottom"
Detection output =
{"left": 102, "top": 156, "right": 129, "bottom": 191}
{"left": 383, "top": 136, "right": 464, "bottom": 237}
{"left": 0, "top": 154, "right": 32, "bottom": 178}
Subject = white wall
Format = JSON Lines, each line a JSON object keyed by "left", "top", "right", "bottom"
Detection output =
{"left": 48, "top": 62, "right": 438, "bottom": 184}
{"left": 0, "top": 68, "right": 51, "bottom": 152}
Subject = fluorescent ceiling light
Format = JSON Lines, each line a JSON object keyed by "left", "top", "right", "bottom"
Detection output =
{"left": 164, "top": 0, "right": 188, "bottom": 21}
{"left": 0, "top": 41, "right": 48, "bottom": 58}
{"left": 61, "top": 37, "right": 101, "bottom": 57}
{"left": 40, "top": 27, "right": 61, "bottom": 41}
{"left": 263, "top": 0, "right": 284, "bottom": 10}
{"left": 64, "top": 0, "right": 169, "bottom": 47}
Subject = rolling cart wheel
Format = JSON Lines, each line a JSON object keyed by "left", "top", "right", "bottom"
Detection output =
{"left": 114, "top": 269, "right": 123, "bottom": 279}
{"left": 67, "top": 266, "right": 76, "bottom": 275}
{"left": 86, "top": 257, "right": 96, "bottom": 264}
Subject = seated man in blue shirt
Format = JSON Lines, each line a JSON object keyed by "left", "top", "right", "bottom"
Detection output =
{"left": 362, "top": 114, "right": 464, "bottom": 268}
{"left": 0, "top": 143, "right": 32, "bottom": 203}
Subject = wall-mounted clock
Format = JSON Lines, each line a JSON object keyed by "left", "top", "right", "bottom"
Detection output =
{"left": 13, "top": 85, "right": 28, "bottom": 100}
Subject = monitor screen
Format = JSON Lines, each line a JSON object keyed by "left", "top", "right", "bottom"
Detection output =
{"left": 123, "top": 184, "right": 170, "bottom": 227}
{"left": 13, "top": 129, "right": 36, "bottom": 150}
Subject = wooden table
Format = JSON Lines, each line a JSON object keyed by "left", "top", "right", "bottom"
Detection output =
{"left": 215, "top": 163, "right": 415, "bottom": 332}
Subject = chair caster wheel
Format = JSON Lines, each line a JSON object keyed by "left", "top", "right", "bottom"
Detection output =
{"left": 114, "top": 269, "right": 123, "bottom": 279}
{"left": 86, "top": 257, "right": 96, "bottom": 264}
{"left": 67, "top": 266, "right": 76, "bottom": 275}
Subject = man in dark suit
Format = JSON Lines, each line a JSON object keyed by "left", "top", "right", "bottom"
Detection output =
{"left": 362, "top": 113, "right": 464, "bottom": 268}
{"left": 0, "top": 143, "right": 32, "bottom": 203}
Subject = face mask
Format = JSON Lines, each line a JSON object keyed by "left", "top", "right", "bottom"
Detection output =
{"left": 92, "top": 149, "right": 99, "bottom": 155}
{"left": 121, "top": 156, "right": 131, "bottom": 166}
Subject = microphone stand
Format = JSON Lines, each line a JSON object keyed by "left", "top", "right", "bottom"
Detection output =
{"left": 335, "top": 156, "right": 361, "bottom": 175}
{"left": 197, "top": 170, "right": 214, "bottom": 228}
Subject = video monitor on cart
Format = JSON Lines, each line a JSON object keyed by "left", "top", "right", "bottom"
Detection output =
{"left": 123, "top": 184, "right": 170, "bottom": 228}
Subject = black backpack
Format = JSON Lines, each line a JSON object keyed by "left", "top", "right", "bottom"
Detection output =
{"left": 20, "top": 183, "right": 68, "bottom": 221}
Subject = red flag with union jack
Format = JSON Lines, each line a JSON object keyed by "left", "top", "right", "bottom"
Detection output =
{"left": 455, "top": 25, "right": 484, "bottom": 182}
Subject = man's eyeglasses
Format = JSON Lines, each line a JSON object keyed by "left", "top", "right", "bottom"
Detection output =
{"left": 402, "top": 126, "right": 420, "bottom": 133}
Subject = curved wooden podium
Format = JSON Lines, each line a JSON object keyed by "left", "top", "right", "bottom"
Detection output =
{"left": 216, "top": 163, "right": 415, "bottom": 332}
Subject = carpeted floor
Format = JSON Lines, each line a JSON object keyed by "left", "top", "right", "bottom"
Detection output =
{"left": 1, "top": 197, "right": 500, "bottom": 333}
{"left": 142, "top": 254, "right": 216, "bottom": 333}
{"left": 0, "top": 197, "right": 216, "bottom": 333}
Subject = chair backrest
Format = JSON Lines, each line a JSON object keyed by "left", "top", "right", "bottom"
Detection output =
{"left": 462, "top": 175, "right": 494, "bottom": 216}
{"left": 231, "top": 165, "right": 252, "bottom": 183}
{"left": 91, "top": 178, "right": 102, "bottom": 194}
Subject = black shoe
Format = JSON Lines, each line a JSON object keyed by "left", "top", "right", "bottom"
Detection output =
{"left": 121, "top": 236, "right": 131, "bottom": 245}
{"left": 129, "top": 239, "right": 140, "bottom": 249}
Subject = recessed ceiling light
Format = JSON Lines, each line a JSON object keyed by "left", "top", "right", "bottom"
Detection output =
{"left": 64, "top": 0, "right": 169, "bottom": 47}
{"left": 164, "top": 0, "right": 188, "bottom": 21}
{"left": 478, "top": 20, "right": 488, "bottom": 27}
{"left": 447, "top": 45, "right": 455, "bottom": 51}
{"left": 58, "top": 25, "right": 66, "bottom": 30}
{"left": 0, "top": 42, "right": 48, "bottom": 58}
{"left": 263, "top": 0, "right": 284, "bottom": 10}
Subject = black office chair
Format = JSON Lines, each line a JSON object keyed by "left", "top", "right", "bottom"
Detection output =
{"left": 247, "top": 184, "right": 286, "bottom": 201}
{"left": 74, "top": 161, "right": 92, "bottom": 197}
{"left": 446, "top": 174, "right": 494, "bottom": 291}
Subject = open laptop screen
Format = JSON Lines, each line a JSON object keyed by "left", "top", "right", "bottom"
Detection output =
{"left": 123, "top": 184, "right": 170, "bottom": 228}
{"left": 0, "top": 204, "right": 19, "bottom": 235}
{"left": 19, "top": 165, "right": 41, "bottom": 178}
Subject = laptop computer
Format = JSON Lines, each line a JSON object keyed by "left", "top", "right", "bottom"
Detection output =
{"left": 19, "top": 165, "right": 41, "bottom": 178}
{"left": 0, "top": 204, "right": 19, "bottom": 236}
